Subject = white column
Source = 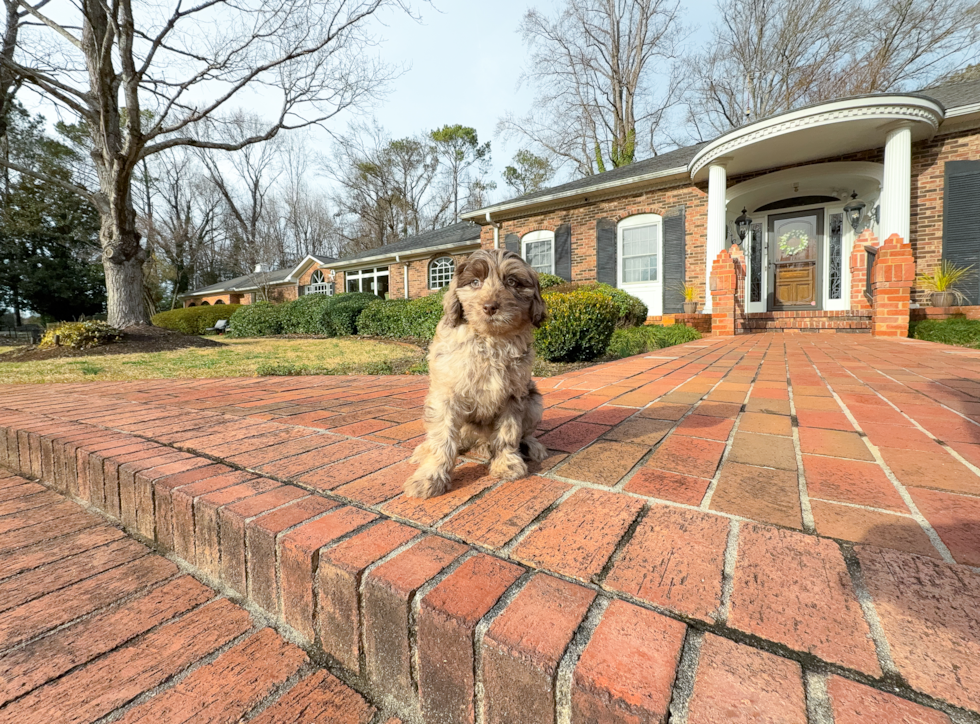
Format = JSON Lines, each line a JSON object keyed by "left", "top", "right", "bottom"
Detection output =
{"left": 880, "top": 122, "right": 912, "bottom": 243}
{"left": 704, "top": 160, "right": 730, "bottom": 313}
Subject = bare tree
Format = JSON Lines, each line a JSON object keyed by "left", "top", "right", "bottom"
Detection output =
{"left": 329, "top": 122, "right": 444, "bottom": 250}
{"left": 499, "top": 0, "right": 686, "bottom": 178}
{"left": 1, "top": 0, "right": 412, "bottom": 327}
{"left": 684, "top": 0, "right": 980, "bottom": 139}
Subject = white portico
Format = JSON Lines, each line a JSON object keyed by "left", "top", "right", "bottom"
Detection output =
{"left": 690, "top": 96, "right": 944, "bottom": 313}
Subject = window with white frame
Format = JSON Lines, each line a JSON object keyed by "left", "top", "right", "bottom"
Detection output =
{"left": 618, "top": 215, "right": 661, "bottom": 283}
{"left": 522, "top": 230, "right": 554, "bottom": 275}
{"left": 304, "top": 269, "right": 332, "bottom": 295}
{"left": 345, "top": 266, "right": 389, "bottom": 297}
{"left": 429, "top": 256, "right": 455, "bottom": 289}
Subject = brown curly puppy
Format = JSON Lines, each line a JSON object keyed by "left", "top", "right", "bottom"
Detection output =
{"left": 405, "top": 249, "right": 549, "bottom": 499}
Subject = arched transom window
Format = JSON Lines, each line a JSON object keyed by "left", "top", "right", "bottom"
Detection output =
{"left": 429, "top": 256, "right": 455, "bottom": 289}
{"left": 304, "top": 269, "right": 332, "bottom": 295}
{"left": 522, "top": 230, "right": 554, "bottom": 275}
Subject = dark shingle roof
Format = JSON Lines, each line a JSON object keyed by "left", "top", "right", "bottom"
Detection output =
{"left": 335, "top": 221, "right": 482, "bottom": 264}
{"left": 310, "top": 255, "right": 337, "bottom": 265}
{"left": 184, "top": 267, "right": 293, "bottom": 296}
{"left": 920, "top": 78, "right": 980, "bottom": 111}
{"left": 497, "top": 143, "right": 707, "bottom": 207}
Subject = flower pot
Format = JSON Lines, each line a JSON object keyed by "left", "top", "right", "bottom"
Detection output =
{"left": 931, "top": 291, "right": 955, "bottom": 308}
{"left": 683, "top": 302, "right": 698, "bottom": 314}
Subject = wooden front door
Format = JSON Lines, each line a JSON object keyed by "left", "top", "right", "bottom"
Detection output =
{"left": 768, "top": 210, "right": 822, "bottom": 310}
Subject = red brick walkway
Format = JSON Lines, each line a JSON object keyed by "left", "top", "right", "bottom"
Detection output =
{"left": 0, "top": 473, "right": 395, "bottom": 724}
{"left": 1, "top": 333, "right": 978, "bottom": 723}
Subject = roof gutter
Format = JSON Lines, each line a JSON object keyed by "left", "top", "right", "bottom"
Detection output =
{"left": 462, "top": 165, "right": 689, "bottom": 222}
{"left": 486, "top": 211, "right": 500, "bottom": 249}
{"left": 329, "top": 239, "right": 482, "bottom": 269}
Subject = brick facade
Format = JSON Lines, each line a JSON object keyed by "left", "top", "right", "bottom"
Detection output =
{"left": 909, "top": 127, "right": 980, "bottom": 305}
{"left": 480, "top": 184, "right": 710, "bottom": 305}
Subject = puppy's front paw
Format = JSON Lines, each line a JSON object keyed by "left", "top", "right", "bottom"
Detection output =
{"left": 404, "top": 468, "right": 451, "bottom": 499}
{"left": 489, "top": 452, "right": 528, "bottom": 481}
{"left": 523, "top": 437, "right": 548, "bottom": 463}
{"left": 409, "top": 441, "right": 430, "bottom": 465}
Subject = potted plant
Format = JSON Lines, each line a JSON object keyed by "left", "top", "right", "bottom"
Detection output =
{"left": 677, "top": 282, "right": 698, "bottom": 314}
{"left": 918, "top": 260, "right": 974, "bottom": 308}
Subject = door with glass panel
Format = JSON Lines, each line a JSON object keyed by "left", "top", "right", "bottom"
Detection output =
{"left": 618, "top": 215, "right": 662, "bottom": 317}
{"left": 768, "top": 210, "right": 822, "bottom": 310}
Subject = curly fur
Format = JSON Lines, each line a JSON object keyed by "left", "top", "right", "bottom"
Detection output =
{"left": 405, "top": 249, "right": 548, "bottom": 499}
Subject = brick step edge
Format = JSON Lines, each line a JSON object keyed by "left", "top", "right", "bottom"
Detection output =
{"left": 0, "top": 412, "right": 691, "bottom": 724}
{"left": 0, "top": 411, "right": 970, "bottom": 724}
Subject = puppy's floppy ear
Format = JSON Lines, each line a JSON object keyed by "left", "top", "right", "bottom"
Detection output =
{"left": 530, "top": 280, "right": 547, "bottom": 327}
{"left": 442, "top": 260, "right": 466, "bottom": 327}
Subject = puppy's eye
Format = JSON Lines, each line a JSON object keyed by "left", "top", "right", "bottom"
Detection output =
{"left": 506, "top": 277, "right": 520, "bottom": 288}
{"left": 469, "top": 279, "right": 482, "bottom": 288}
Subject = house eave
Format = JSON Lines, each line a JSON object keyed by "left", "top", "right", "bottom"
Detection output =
{"left": 329, "top": 240, "right": 482, "bottom": 270}
{"left": 461, "top": 167, "right": 690, "bottom": 223}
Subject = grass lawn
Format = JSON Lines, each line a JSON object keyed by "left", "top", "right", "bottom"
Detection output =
{"left": 0, "top": 337, "right": 424, "bottom": 384}
{"left": 909, "top": 317, "right": 980, "bottom": 349}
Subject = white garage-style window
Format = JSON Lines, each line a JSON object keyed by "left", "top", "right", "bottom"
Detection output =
{"left": 522, "top": 230, "right": 554, "bottom": 275}
{"left": 304, "top": 269, "right": 332, "bottom": 295}
{"left": 618, "top": 214, "right": 663, "bottom": 316}
{"left": 429, "top": 256, "right": 455, "bottom": 289}
{"left": 345, "top": 266, "right": 389, "bottom": 296}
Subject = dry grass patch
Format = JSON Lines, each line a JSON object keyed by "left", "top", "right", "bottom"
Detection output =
{"left": 0, "top": 337, "right": 423, "bottom": 384}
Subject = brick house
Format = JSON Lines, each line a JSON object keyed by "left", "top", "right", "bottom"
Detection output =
{"left": 459, "top": 78, "right": 980, "bottom": 334}
{"left": 181, "top": 224, "right": 481, "bottom": 307}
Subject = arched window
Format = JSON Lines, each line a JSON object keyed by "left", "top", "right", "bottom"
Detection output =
{"left": 522, "top": 230, "right": 554, "bottom": 275}
{"left": 201, "top": 301, "right": 210, "bottom": 306}
{"left": 429, "top": 256, "right": 455, "bottom": 289}
{"left": 305, "top": 269, "right": 332, "bottom": 295}
{"left": 188, "top": 302, "right": 196, "bottom": 307}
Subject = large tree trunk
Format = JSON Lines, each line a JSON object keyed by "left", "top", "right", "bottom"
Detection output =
{"left": 101, "top": 213, "right": 151, "bottom": 327}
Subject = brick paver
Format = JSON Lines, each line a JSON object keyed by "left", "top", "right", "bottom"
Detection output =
{"left": 1, "top": 333, "right": 976, "bottom": 723}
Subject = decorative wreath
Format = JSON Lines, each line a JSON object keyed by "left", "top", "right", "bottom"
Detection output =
{"left": 778, "top": 229, "right": 810, "bottom": 256}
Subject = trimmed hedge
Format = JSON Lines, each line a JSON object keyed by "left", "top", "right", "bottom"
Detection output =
{"left": 227, "top": 301, "right": 283, "bottom": 337}
{"left": 546, "top": 282, "right": 648, "bottom": 327}
{"left": 39, "top": 320, "right": 123, "bottom": 350}
{"left": 535, "top": 289, "right": 618, "bottom": 362}
{"left": 151, "top": 304, "right": 242, "bottom": 335}
{"left": 606, "top": 324, "right": 701, "bottom": 358}
{"left": 357, "top": 292, "right": 445, "bottom": 342}
{"left": 328, "top": 292, "right": 382, "bottom": 336}
{"left": 537, "top": 273, "right": 566, "bottom": 289}
{"left": 279, "top": 294, "right": 335, "bottom": 335}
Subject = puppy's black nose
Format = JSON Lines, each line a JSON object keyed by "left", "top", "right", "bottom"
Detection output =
{"left": 483, "top": 302, "right": 499, "bottom": 316}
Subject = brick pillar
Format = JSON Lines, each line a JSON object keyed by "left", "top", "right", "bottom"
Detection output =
{"left": 871, "top": 233, "right": 915, "bottom": 338}
{"left": 709, "top": 248, "right": 738, "bottom": 337}
{"left": 849, "top": 230, "right": 877, "bottom": 311}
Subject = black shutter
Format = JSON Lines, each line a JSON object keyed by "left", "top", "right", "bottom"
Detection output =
{"left": 596, "top": 218, "right": 617, "bottom": 287}
{"left": 662, "top": 206, "right": 687, "bottom": 313}
{"left": 943, "top": 160, "right": 980, "bottom": 305}
{"left": 554, "top": 223, "right": 572, "bottom": 280}
{"left": 505, "top": 233, "right": 520, "bottom": 256}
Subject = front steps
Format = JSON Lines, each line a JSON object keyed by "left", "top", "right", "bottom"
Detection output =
{"left": 737, "top": 310, "right": 872, "bottom": 333}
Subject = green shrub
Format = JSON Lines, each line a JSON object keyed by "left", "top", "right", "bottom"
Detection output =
{"left": 151, "top": 305, "right": 242, "bottom": 335}
{"left": 327, "top": 292, "right": 382, "bottom": 336}
{"left": 357, "top": 299, "right": 411, "bottom": 338}
{"left": 534, "top": 290, "right": 618, "bottom": 362}
{"left": 910, "top": 317, "right": 980, "bottom": 348}
{"left": 227, "top": 302, "right": 283, "bottom": 337}
{"left": 543, "top": 282, "right": 647, "bottom": 327}
{"left": 279, "top": 294, "right": 336, "bottom": 336}
{"left": 357, "top": 292, "right": 445, "bottom": 342}
{"left": 606, "top": 324, "right": 701, "bottom": 358}
{"left": 39, "top": 320, "right": 123, "bottom": 350}
{"left": 537, "top": 273, "right": 566, "bottom": 289}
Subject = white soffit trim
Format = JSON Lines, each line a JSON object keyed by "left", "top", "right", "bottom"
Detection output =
{"left": 461, "top": 166, "right": 689, "bottom": 222}
{"left": 330, "top": 241, "right": 482, "bottom": 270}
{"left": 284, "top": 255, "right": 322, "bottom": 282}
{"left": 689, "top": 96, "right": 945, "bottom": 182}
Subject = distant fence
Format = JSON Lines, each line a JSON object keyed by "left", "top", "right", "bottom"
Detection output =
{"left": 0, "top": 326, "right": 42, "bottom": 344}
